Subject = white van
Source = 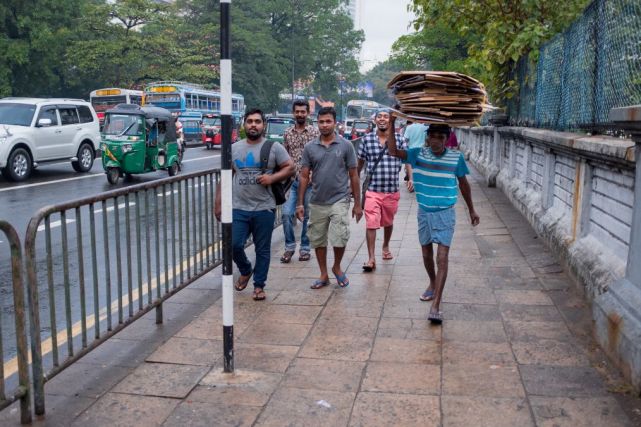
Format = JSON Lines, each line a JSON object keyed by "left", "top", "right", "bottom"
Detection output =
{"left": 0, "top": 98, "right": 101, "bottom": 181}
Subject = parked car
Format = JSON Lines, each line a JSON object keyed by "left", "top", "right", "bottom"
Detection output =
{"left": 265, "top": 116, "right": 295, "bottom": 144}
{"left": 350, "top": 120, "right": 371, "bottom": 141}
{"left": 0, "top": 98, "right": 101, "bottom": 181}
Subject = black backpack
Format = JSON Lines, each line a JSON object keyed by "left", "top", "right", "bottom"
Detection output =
{"left": 259, "top": 140, "right": 293, "bottom": 205}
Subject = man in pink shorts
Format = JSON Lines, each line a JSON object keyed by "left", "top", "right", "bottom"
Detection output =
{"left": 357, "top": 109, "right": 412, "bottom": 271}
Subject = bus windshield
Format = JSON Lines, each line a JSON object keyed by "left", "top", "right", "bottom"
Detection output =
{"left": 91, "top": 95, "right": 127, "bottom": 112}
{"left": 203, "top": 117, "right": 221, "bottom": 127}
{"left": 266, "top": 119, "right": 294, "bottom": 136}
{"left": 103, "top": 114, "right": 144, "bottom": 136}
{"left": 346, "top": 106, "right": 362, "bottom": 119}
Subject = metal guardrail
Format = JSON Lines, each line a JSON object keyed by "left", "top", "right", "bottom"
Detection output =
{"left": 23, "top": 169, "right": 224, "bottom": 416}
{"left": 0, "top": 221, "right": 31, "bottom": 424}
{"left": 0, "top": 167, "right": 285, "bottom": 420}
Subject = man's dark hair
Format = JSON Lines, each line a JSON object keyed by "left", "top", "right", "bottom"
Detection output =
{"left": 428, "top": 123, "right": 451, "bottom": 137}
{"left": 292, "top": 99, "right": 310, "bottom": 112}
{"left": 244, "top": 108, "right": 265, "bottom": 123}
{"left": 317, "top": 106, "right": 336, "bottom": 120}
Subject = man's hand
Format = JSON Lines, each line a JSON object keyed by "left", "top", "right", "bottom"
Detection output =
{"left": 470, "top": 210, "right": 480, "bottom": 226}
{"left": 295, "top": 205, "right": 305, "bottom": 222}
{"left": 406, "top": 179, "right": 414, "bottom": 193}
{"left": 256, "top": 174, "right": 273, "bottom": 186}
{"left": 388, "top": 115, "right": 396, "bottom": 137}
{"left": 352, "top": 204, "right": 363, "bottom": 223}
{"left": 215, "top": 203, "right": 221, "bottom": 222}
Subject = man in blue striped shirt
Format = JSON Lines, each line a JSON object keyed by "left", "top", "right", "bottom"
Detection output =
{"left": 386, "top": 119, "right": 480, "bottom": 324}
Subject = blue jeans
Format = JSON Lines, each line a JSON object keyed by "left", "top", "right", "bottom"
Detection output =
{"left": 282, "top": 178, "right": 311, "bottom": 254}
{"left": 232, "top": 209, "right": 275, "bottom": 289}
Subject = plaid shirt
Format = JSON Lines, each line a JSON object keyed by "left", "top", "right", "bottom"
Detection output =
{"left": 357, "top": 131, "right": 407, "bottom": 193}
{"left": 284, "top": 124, "right": 320, "bottom": 177}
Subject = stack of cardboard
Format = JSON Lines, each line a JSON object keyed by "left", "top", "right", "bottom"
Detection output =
{"left": 387, "top": 71, "right": 490, "bottom": 125}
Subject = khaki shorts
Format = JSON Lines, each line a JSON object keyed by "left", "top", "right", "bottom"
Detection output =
{"left": 308, "top": 200, "right": 351, "bottom": 248}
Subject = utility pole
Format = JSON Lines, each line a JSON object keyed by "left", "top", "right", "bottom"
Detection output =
{"left": 219, "top": 0, "right": 234, "bottom": 373}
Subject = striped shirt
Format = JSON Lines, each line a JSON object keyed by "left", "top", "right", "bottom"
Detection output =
{"left": 404, "top": 147, "right": 469, "bottom": 212}
{"left": 357, "top": 131, "right": 407, "bottom": 193}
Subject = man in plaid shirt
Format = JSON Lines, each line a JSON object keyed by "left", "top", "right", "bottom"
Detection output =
{"left": 357, "top": 109, "right": 413, "bottom": 271}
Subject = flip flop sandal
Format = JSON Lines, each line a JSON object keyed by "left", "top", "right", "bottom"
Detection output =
{"left": 252, "top": 288, "right": 266, "bottom": 301}
{"left": 382, "top": 250, "right": 394, "bottom": 260}
{"left": 362, "top": 261, "right": 376, "bottom": 272}
{"left": 419, "top": 289, "right": 435, "bottom": 302}
{"left": 280, "top": 250, "right": 295, "bottom": 263}
{"left": 427, "top": 311, "right": 443, "bottom": 324}
{"left": 310, "top": 279, "right": 330, "bottom": 289}
{"left": 299, "top": 252, "right": 311, "bottom": 261}
{"left": 333, "top": 271, "right": 350, "bottom": 288}
{"left": 234, "top": 271, "right": 253, "bottom": 291}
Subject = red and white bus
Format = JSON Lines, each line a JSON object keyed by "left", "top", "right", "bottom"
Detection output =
{"left": 90, "top": 88, "right": 144, "bottom": 124}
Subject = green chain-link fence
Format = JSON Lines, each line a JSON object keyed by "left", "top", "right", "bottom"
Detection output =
{"left": 506, "top": 0, "right": 641, "bottom": 131}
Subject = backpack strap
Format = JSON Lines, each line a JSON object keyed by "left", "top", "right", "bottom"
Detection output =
{"left": 259, "top": 140, "right": 276, "bottom": 173}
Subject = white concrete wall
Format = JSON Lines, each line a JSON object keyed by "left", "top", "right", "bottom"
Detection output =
{"left": 458, "top": 126, "right": 636, "bottom": 298}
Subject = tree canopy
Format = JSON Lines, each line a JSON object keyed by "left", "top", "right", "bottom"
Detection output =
{"left": 1, "top": 0, "right": 363, "bottom": 111}
{"left": 409, "top": 0, "right": 590, "bottom": 105}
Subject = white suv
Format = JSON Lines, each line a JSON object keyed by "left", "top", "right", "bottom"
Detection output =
{"left": 0, "top": 98, "right": 101, "bottom": 181}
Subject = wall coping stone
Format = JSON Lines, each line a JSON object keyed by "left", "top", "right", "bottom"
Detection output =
{"left": 493, "top": 126, "right": 636, "bottom": 165}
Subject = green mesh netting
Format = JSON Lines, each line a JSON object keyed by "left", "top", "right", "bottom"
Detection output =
{"left": 507, "top": 0, "right": 641, "bottom": 131}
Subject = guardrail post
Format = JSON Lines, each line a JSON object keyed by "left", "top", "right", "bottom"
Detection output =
{"left": 593, "top": 105, "right": 641, "bottom": 391}
{"left": 24, "top": 219, "right": 45, "bottom": 416}
{"left": 0, "top": 221, "right": 31, "bottom": 423}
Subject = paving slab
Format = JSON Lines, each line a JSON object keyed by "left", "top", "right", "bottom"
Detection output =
{"left": 71, "top": 393, "right": 179, "bottom": 427}
{"left": 112, "top": 362, "right": 210, "bottom": 398}
{"left": 530, "top": 396, "right": 632, "bottom": 427}
{"left": 441, "top": 396, "right": 535, "bottom": 427}
{"left": 45, "top": 361, "right": 132, "bottom": 399}
{"left": 256, "top": 387, "right": 356, "bottom": 427}
{"left": 162, "top": 402, "right": 261, "bottom": 427}
{"left": 281, "top": 358, "right": 365, "bottom": 393}
{"left": 370, "top": 337, "right": 441, "bottom": 365}
{"left": 361, "top": 361, "right": 440, "bottom": 395}
{"left": 349, "top": 392, "right": 440, "bottom": 427}
{"left": 193, "top": 369, "right": 282, "bottom": 406}
{"left": 442, "top": 363, "right": 526, "bottom": 397}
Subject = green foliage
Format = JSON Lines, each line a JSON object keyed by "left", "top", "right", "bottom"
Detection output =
{"left": 390, "top": 21, "right": 472, "bottom": 74}
{"left": 361, "top": 58, "right": 406, "bottom": 106}
{"left": 0, "top": 0, "right": 83, "bottom": 97}
{"left": 409, "top": 0, "right": 590, "bottom": 105}
{"left": 1, "top": 0, "right": 364, "bottom": 110}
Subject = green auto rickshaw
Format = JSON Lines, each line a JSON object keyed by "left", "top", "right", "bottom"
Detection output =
{"left": 101, "top": 104, "right": 181, "bottom": 184}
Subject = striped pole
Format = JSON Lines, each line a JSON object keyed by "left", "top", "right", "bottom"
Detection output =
{"left": 220, "top": 0, "right": 234, "bottom": 373}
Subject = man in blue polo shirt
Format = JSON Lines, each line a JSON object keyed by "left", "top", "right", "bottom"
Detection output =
{"left": 386, "top": 119, "right": 480, "bottom": 324}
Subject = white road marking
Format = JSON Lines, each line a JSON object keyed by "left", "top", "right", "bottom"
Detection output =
{"left": 36, "top": 202, "right": 136, "bottom": 231}
{"left": 182, "top": 154, "right": 220, "bottom": 163}
{"left": 37, "top": 218, "right": 76, "bottom": 232}
{"left": 0, "top": 173, "right": 103, "bottom": 193}
{"left": 0, "top": 153, "right": 220, "bottom": 193}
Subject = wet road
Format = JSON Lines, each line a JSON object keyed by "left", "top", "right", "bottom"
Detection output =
{"left": 0, "top": 145, "right": 221, "bottom": 236}
{"left": 0, "top": 146, "right": 221, "bottom": 363}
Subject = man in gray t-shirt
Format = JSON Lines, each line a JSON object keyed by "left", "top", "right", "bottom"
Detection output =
{"left": 296, "top": 107, "right": 362, "bottom": 290}
{"left": 215, "top": 109, "right": 294, "bottom": 301}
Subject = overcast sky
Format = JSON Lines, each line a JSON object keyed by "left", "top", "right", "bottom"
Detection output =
{"left": 358, "top": 0, "right": 416, "bottom": 72}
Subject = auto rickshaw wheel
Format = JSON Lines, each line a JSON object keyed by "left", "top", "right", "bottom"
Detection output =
{"left": 168, "top": 162, "right": 178, "bottom": 176}
{"left": 107, "top": 167, "right": 120, "bottom": 184}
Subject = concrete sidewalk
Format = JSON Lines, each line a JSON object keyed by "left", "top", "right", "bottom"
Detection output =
{"left": 2, "top": 167, "right": 640, "bottom": 426}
